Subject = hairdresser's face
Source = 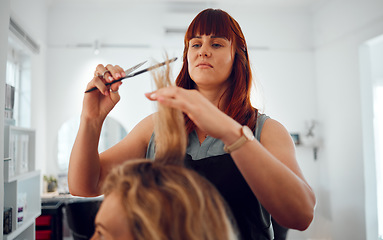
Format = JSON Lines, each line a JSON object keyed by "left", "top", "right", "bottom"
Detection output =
{"left": 91, "top": 192, "right": 133, "bottom": 240}
{"left": 187, "top": 34, "right": 235, "bottom": 90}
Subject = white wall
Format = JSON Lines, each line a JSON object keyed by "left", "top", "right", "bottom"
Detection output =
{"left": 312, "top": 0, "right": 383, "bottom": 239}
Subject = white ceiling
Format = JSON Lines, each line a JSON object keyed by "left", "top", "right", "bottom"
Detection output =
{"left": 47, "top": 0, "right": 331, "bottom": 12}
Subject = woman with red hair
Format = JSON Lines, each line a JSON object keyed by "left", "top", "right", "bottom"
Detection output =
{"left": 69, "top": 8, "right": 316, "bottom": 240}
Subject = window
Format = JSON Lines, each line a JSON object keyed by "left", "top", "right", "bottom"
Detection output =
{"left": 361, "top": 34, "right": 383, "bottom": 240}
{"left": 57, "top": 116, "right": 127, "bottom": 193}
{"left": 57, "top": 116, "right": 127, "bottom": 171}
{"left": 6, "top": 44, "right": 31, "bottom": 127}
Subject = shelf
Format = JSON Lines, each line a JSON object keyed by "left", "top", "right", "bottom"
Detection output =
{"left": 3, "top": 214, "right": 39, "bottom": 240}
{"left": 3, "top": 122, "right": 39, "bottom": 240}
{"left": 4, "top": 171, "right": 41, "bottom": 239}
{"left": 3, "top": 125, "right": 36, "bottom": 184}
{"left": 3, "top": 169, "right": 40, "bottom": 183}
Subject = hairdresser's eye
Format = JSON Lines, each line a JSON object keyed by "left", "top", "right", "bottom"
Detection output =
{"left": 191, "top": 43, "right": 201, "bottom": 48}
{"left": 93, "top": 230, "right": 105, "bottom": 240}
{"left": 212, "top": 43, "right": 223, "bottom": 48}
{"left": 98, "top": 232, "right": 105, "bottom": 240}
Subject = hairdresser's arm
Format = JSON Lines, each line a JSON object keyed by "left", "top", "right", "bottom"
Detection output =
{"left": 212, "top": 114, "right": 316, "bottom": 230}
{"left": 225, "top": 119, "right": 316, "bottom": 230}
{"left": 215, "top": 117, "right": 316, "bottom": 230}
{"left": 68, "top": 114, "right": 153, "bottom": 197}
{"left": 68, "top": 64, "right": 153, "bottom": 197}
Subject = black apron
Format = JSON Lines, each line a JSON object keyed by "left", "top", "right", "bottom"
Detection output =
{"left": 185, "top": 153, "right": 274, "bottom": 240}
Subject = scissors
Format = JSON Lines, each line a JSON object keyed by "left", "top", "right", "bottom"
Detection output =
{"left": 85, "top": 57, "right": 178, "bottom": 93}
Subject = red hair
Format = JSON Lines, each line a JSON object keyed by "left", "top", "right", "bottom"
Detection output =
{"left": 176, "top": 8, "right": 258, "bottom": 134}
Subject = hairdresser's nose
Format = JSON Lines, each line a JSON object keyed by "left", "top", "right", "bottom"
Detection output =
{"left": 198, "top": 45, "right": 211, "bottom": 57}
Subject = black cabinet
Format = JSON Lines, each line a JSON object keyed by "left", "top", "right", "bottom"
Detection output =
{"left": 36, "top": 200, "right": 64, "bottom": 240}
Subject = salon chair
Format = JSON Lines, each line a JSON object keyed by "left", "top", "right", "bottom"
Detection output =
{"left": 64, "top": 198, "right": 103, "bottom": 240}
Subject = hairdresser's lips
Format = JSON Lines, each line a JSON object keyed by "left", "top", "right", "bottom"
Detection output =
{"left": 196, "top": 62, "right": 213, "bottom": 69}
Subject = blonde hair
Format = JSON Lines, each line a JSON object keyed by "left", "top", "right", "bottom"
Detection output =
{"left": 101, "top": 58, "right": 238, "bottom": 240}
{"left": 102, "top": 160, "right": 237, "bottom": 240}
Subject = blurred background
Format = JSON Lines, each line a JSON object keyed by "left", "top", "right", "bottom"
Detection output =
{"left": 1, "top": 0, "right": 383, "bottom": 239}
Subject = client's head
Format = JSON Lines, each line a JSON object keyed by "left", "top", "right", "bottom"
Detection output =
{"left": 91, "top": 160, "right": 237, "bottom": 240}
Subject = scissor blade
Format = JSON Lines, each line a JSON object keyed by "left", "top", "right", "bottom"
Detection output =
{"left": 125, "top": 57, "right": 178, "bottom": 78}
{"left": 125, "top": 60, "right": 147, "bottom": 75}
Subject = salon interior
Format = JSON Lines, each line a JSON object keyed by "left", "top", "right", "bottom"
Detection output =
{"left": 1, "top": 0, "right": 383, "bottom": 239}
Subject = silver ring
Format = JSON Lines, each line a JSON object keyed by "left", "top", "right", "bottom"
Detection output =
{"left": 97, "top": 70, "right": 110, "bottom": 78}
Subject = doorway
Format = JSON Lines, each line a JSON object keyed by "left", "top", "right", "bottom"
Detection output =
{"left": 360, "top": 33, "right": 383, "bottom": 240}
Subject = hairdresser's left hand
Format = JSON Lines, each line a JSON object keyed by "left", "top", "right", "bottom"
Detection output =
{"left": 145, "top": 86, "right": 240, "bottom": 140}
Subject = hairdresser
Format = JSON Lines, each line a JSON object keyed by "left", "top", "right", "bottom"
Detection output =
{"left": 69, "top": 8, "right": 316, "bottom": 240}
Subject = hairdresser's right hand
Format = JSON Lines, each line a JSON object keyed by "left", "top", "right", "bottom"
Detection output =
{"left": 82, "top": 64, "right": 125, "bottom": 122}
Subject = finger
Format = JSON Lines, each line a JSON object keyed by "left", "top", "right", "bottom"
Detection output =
{"left": 94, "top": 64, "right": 107, "bottom": 77}
{"left": 87, "top": 76, "right": 109, "bottom": 96}
{"left": 105, "top": 64, "right": 125, "bottom": 82}
{"left": 115, "top": 65, "right": 126, "bottom": 77}
{"left": 102, "top": 65, "right": 115, "bottom": 83}
{"left": 95, "top": 66, "right": 114, "bottom": 84}
{"left": 110, "top": 81, "right": 122, "bottom": 93}
{"left": 144, "top": 91, "right": 157, "bottom": 101}
{"left": 145, "top": 86, "right": 182, "bottom": 102}
{"left": 109, "top": 86, "right": 121, "bottom": 103}
{"left": 157, "top": 88, "right": 186, "bottom": 107}
{"left": 156, "top": 95, "right": 187, "bottom": 113}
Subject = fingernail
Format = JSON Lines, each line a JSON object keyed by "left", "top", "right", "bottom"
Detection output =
{"left": 109, "top": 76, "right": 114, "bottom": 81}
{"left": 121, "top": 72, "right": 126, "bottom": 77}
{"left": 104, "top": 90, "right": 109, "bottom": 96}
{"left": 150, "top": 93, "right": 157, "bottom": 99}
{"left": 116, "top": 73, "right": 121, "bottom": 78}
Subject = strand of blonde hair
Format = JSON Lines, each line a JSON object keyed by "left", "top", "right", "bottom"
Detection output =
{"left": 152, "top": 56, "right": 187, "bottom": 165}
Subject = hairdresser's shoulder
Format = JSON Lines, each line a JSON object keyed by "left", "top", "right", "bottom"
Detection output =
{"left": 134, "top": 114, "right": 155, "bottom": 133}
{"left": 130, "top": 114, "right": 155, "bottom": 144}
